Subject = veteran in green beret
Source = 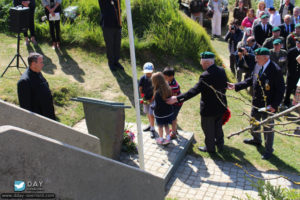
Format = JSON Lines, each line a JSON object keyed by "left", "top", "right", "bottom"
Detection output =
{"left": 270, "top": 39, "right": 288, "bottom": 75}
{"left": 286, "top": 23, "right": 300, "bottom": 50}
{"left": 168, "top": 52, "right": 228, "bottom": 153}
{"left": 284, "top": 37, "right": 300, "bottom": 107}
{"left": 263, "top": 26, "right": 286, "bottom": 49}
{"left": 228, "top": 47, "right": 285, "bottom": 160}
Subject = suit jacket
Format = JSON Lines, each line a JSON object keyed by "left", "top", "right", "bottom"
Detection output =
{"left": 280, "top": 23, "right": 295, "bottom": 38}
{"left": 235, "top": 53, "right": 255, "bottom": 72}
{"left": 17, "top": 68, "right": 55, "bottom": 120}
{"left": 177, "top": 64, "right": 227, "bottom": 116}
{"left": 287, "top": 47, "right": 300, "bottom": 79}
{"left": 235, "top": 60, "right": 285, "bottom": 109}
{"left": 224, "top": 28, "right": 243, "bottom": 53}
{"left": 253, "top": 23, "right": 273, "bottom": 46}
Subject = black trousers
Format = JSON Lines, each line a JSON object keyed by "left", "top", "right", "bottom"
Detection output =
{"left": 45, "top": 7, "right": 61, "bottom": 43}
{"left": 284, "top": 75, "right": 300, "bottom": 106}
{"left": 201, "top": 113, "right": 224, "bottom": 152}
{"left": 251, "top": 108, "right": 274, "bottom": 154}
{"left": 230, "top": 54, "right": 236, "bottom": 75}
{"left": 102, "top": 27, "right": 121, "bottom": 67}
{"left": 24, "top": 7, "right": 35, "bottom": 37}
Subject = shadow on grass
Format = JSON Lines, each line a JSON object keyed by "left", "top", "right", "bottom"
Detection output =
{"left": 55, "top": 47, "right": 85, "bottom": 83}
{"left": 256, "top": 145, "right": 299, "bottom": 174}
{"left": 111, "top": 69, "right": 135, "bottom": 107}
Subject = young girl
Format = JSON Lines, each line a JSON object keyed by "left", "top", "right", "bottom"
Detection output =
{"left": 152, "top": 72, "right": 174, "bottom": 145}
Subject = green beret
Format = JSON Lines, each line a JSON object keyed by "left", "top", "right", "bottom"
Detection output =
{"left": 255, "top": 47, "right": 270, "bottom": 55}
{"left": 296, "top": 23, "right": 300, "bottom": 29}
{"left": 273, "top": 39, "right": 282, "bottom": 45}
{"left": 200, "top": 51, "right": 215, "bottom": 59}
{"left": 261, "top": 14, "right": 269, "bottom": 19}
{"left": 272, "top": 26, "right": 280, "bottom": 32}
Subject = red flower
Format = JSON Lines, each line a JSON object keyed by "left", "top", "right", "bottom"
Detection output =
{"left": 222, "top": 108, "right": 231, "bottom": 125}
{"left": 141, "top": 93, "right": 145, "bottom": 98}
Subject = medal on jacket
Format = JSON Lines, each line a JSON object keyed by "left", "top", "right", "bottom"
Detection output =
{"left": 265, "top": 79, "right": 270, "bottom": 91}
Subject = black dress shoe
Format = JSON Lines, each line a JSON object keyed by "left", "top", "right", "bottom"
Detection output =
{"left": 262, "top": 153, "right": 272, "bottom": 160}
{"left": 143, "top": 126, "right": 151, "bottom": 132}
{"left": 243, "top": 139, "right": 261, "bottom": 146}
{"left": 198, "top": 146, "right": 215, "bottom": 153}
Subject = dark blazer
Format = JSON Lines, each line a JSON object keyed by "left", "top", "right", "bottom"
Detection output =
{"left": 177, "top": 64, "right": 227, "bottom": 116}
{"left": 279, "top": 3, "right": 294, "bottom": 22}
{"left": 235, "top": 53, "right": 255, "bottom": 72}
{"left": 235, "top": 60, "right": 285, "bottom": 110}
{"left": 98, "top": 0, "right": 121, "bottom": 28}
{"left": 13, "top": 0, "right": 36, "bottom": 9}
{"left": 253, "top": 23, "right": 273, "bottom": 46}
{"left": 287, "top": 47, "right": 300, "bottom": 82}
{"left": 17, "top": 68, "right": 55, "bottom": 120}
{"left": 224, "top": 28, "right": 244, "bottom": 53}
{"left": 280, "top": 23, "right": 295, "bottom": 38}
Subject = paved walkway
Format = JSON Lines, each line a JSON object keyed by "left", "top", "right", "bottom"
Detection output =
{"left": 73, "top": 120, "right": 300, "bottom": 200}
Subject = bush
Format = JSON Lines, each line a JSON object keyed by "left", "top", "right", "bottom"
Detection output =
{"left": 0, "top": 0, "right": 220, "bottom": 64}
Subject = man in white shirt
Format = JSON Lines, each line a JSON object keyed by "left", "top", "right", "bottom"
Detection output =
{"left": 269, "top": 7, "right": 281, "bottom": 27}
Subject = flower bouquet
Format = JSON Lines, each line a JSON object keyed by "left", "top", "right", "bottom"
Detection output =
{"left": 122, "top": 130, "right": 138, "bottom": 154}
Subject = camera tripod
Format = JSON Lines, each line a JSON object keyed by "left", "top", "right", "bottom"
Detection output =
{"left": 1, "top": 32, "right": 27, "bottom": 77}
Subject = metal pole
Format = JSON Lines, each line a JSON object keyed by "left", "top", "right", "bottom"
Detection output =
{"left": 125, "top": 0, "right": 145, "bottom": 170}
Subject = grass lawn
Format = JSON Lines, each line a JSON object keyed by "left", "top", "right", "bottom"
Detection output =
{"left": 0, "top": 31, "right": 299, "bottom": 174}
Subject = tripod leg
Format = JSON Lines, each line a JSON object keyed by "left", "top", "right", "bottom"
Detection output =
{"left": 19, "top": 55, "right": 28, "bottom": 68}
{"left": 1, "top": 55, "right": 18, "bottom": 77}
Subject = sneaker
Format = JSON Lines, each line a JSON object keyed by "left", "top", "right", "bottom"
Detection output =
{"left": 162, "top": 139, "right": 170, "bottom": 146}
{"left": 52, "top": 42, "right": 56, "bottom": 50}
{"left": 150, "top": 130, "right": 156, "bottom": 138}
{"left": 170, "top": 131, "right": 177, "bottom": 140}
{"left": 156, "top": 138, "right": 164, "bottom": 145}
{"left": 143, "top": 126, "right": 151, "bottom": 132}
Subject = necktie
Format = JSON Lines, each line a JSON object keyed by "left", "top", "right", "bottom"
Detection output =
{"left": 259, "top": 67, "right": 264, "bottom": 77}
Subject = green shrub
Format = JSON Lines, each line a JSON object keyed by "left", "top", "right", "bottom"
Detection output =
{"left": 0, "top": 0, "right": 220, "bottom": 64}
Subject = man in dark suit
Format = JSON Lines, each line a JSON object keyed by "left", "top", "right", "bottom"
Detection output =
{"left": 168, "top": 52, "right": 228, "bottom": 153}
{"left": 17, "top": 53, "right": 55, "bottom": 120}
{"left": 98, "top": 0, "right": 124, "bottom": 71}
{"left": 228, "top": 48, "right": 285, "bottom": 160}
{"left": 253, "top": 14, "right": 273, "bottom": 46}
{"left": 246, "top": 36, "right": 259, "bottom": 53}
{"left": 280, "top": 14, "right": 295, "bottom": 39}
{"left": 283, "top": 37, "right": 300, "bottom": 107}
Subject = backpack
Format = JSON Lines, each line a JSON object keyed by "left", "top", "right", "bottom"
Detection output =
{"left": 190, "top": 0, "right": 204, "bottom": 13}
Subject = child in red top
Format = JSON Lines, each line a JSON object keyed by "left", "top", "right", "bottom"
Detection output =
{"left": 163, "top": 67, "right": 183, "bottom": 139}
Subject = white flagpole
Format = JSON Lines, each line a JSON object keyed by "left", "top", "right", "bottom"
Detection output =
{"left": 124, "top": 0, "right": 145, "bottom": 170}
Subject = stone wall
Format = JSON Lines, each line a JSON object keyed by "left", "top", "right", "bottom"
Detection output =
{"left": 0, "top": 99, "right": 100, "bottom": 154}
{"left": 0, "top": 126, "right": 165, "bottom": 200}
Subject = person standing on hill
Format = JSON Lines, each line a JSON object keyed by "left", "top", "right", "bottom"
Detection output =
{"left": 17, "top": 53, "right": 56, "bottom": 120}
{"left": 98, "top": 0, "right": 124, "bottom": 71}
{"left": 168, "top": 52, "right": 228, "bottom": 153}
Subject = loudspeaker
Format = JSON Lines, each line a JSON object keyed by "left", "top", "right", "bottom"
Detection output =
{"left": 8, "top": 6, "right": 30, "bottom": 33}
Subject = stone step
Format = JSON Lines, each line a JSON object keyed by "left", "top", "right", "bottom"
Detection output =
{"left": 73, "top": 120, "right": 194, "bottom": 187}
